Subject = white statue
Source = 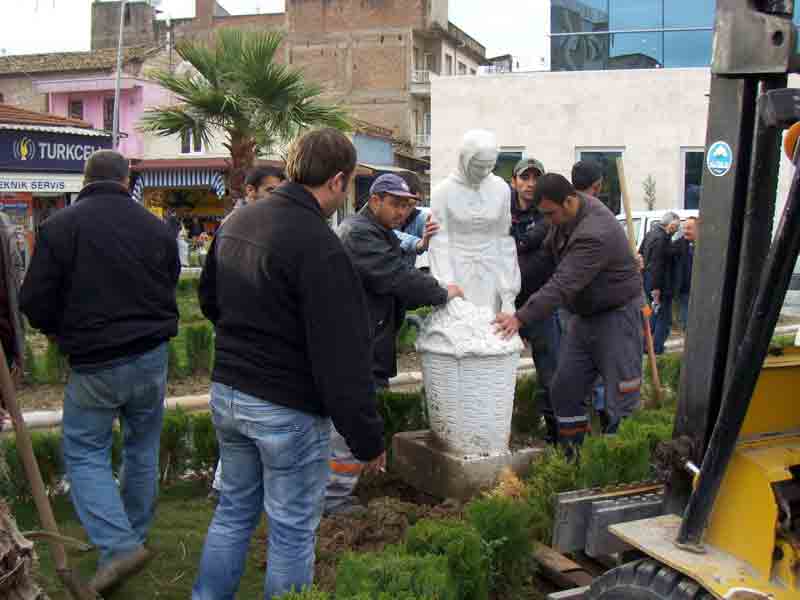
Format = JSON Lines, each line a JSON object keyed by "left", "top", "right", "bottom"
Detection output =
{"left": 415, "top": 130, "right": 523, "bottom": 456}
{"left": 428, "top": 130, "right": 521, "bottom": 314}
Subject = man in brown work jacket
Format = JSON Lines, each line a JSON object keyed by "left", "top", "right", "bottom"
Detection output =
{"left": 494, "top": 173, "right": 643, "bottom": 455}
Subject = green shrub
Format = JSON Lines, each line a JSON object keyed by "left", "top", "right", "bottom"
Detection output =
{"left": 0, "top": 431, "right": 63, "bottom": 499}
{"left": 406, "top": 519, "right": 488, "bottom": 600}
{"left": 23, "top": 340, "right": 38, "bottom": 384}
{"left": 376, "top": 390, "right": 428, "bottom": 451}
{"left": 43, "top": 339, "right": 68, "bottom": 384}
{"left": 336, "top": 547, "right": 457, "bottom": 600}
{"left": 512, "top": 374, "right": 542, "bottom": 437}
{"left": 160, "top": 408, "right": 191, "bottom": 482}
{"left": 525, "top": 447, "right": 580, "bottom": 544}
{"left": 168, "top": 338, "right": 184, "bottom": 380}
{"left": 176, "top": 278, "right": 200, "bottom": 295}
{"left": 185, "top": 324, "right": 213, "bottom": 375}
{"left": 465, "top": 496, "right": 534, "bottom": 593}
{"left": 192, "top": 412, "right": 219, "bottom": 473}
{"left": 643, "top": 353, "right": 683, "bottom": 408}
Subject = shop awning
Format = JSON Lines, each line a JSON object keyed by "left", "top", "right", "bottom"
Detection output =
{"left": 131, "top": 169, "right": 226, "bottom": 204}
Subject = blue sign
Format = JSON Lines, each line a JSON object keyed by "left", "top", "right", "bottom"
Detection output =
{"left": 0, "top": 129, "right": 111, "bottom": 173}
{"left": 707, "top": 141, "right": 733, "bottom": 177}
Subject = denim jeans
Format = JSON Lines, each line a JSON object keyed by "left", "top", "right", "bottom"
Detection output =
{"left": 679, "top": 292, "right": 690, "bottom": 331}
{"left": 519, "top": 312, "right": 561, "bottom": 421}
{"left": 192, "top": 383, "right": 331, "bottom": 600}
{"left": 62, "top": 342, "right": 168, "bottom": 565}
{"left": 643, "top": 271, "right": 672, "bottom": 354}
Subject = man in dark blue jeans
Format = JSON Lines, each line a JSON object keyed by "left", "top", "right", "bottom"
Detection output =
{"left": 195, "top": 129, "right": 385, "bottom": 600}
{"left": 20, "top": 150, "right": 180, "bottom": 593}
{"left": 509, "top": 159, "right": 560, "bottom": 443}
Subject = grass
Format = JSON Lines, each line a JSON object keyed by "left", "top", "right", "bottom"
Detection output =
{"left": 14, "top": 480, "right": 270, "bottom": 599}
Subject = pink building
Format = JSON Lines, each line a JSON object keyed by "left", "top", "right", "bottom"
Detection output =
{"left": 43, "top": 73, "right": 168, "bottom": 160}
{"left": 0, "top": 46, "right": 168, "bottom": 161}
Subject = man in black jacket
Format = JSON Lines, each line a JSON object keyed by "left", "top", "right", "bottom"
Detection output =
{"left": 672, "top": 216, "right": 698, "bottom": 331}
{"left": 509, "top": 158, "right": 560, "bottom": 444}
{"left": 640, "top": 211, "right": 680, "bottom": 353}
{"left": 193, "top": 129, "right": 385, "bottom": 600}
{"left": 325, "top": 174, "right": 463, "bottom": 514}
{"left": 20, "top": 150, "right": 179, "bottom": 592}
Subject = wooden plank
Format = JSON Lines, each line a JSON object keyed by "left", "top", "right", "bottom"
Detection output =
{"left": 533, "top": 542, "right": 594, "bottom": 589}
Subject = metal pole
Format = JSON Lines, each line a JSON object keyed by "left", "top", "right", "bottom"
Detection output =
{"left": 112, "top": 0, "right": 127, "bottom": 149}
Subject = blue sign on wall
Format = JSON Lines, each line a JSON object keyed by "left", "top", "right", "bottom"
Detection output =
{"left": 0, "top": 130, "right": 112, "bottom": 173}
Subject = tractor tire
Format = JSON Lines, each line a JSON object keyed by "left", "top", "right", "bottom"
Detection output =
{"left": 586, "top": 559, "right": 715, "bottom": 600}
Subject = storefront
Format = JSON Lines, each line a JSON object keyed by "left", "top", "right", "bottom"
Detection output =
{"left": 0, "top": 118, "right": 111, "bottom": 248}
{"left": 131, "top": 159, "right": 229, "bottom": 237}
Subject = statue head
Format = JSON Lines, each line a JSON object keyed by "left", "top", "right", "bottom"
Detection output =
{"left": 457, "top": 130, "right": 498, "bottom": 187}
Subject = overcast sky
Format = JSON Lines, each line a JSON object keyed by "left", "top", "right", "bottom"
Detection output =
{"left": 1, "top": 0, "right": 548, "bottom": 62}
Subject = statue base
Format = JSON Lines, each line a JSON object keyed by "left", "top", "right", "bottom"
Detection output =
{"left": 392, "top": 430, "right": 544, "bottom": 501}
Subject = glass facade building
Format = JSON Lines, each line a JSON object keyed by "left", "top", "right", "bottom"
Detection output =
{"left": 551, "top": 0, "right": 716, "bottom": 71}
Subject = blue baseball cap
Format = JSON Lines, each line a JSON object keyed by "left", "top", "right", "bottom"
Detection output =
{"left": 369, "top": 174, "right": 418, "bottom": 199}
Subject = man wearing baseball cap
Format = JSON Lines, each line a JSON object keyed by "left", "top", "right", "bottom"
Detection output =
{"left": 509, "top": 158, "right": 561, "bottom": 445}
{"left": 325, "top": 174, "right": 464, "bottom": 515}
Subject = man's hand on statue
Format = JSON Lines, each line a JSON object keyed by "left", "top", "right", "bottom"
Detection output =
{"left": 363, "top": 452, "right": 387, "bottom": 475}
{"left": 446, "top": 284, "right": 464, "bottom": 300}
{"left": 417, "top": 214, "right": 440, "bottom": 252}
{"left": 493, "top": 312, "right": 522, "bottom": 340}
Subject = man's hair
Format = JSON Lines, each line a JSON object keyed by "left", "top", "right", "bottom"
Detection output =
{"left": 285, "top": 128, "right": 357, "bottom": 187}
{"left": 245, "top": 166, "right": 285, "bottom": 189}
{"left": 533, "top": 173, "right": 577, "bottom": 207}
{"left": 686, "top": 216, "right": 698, "bottom": 223}
{"left": 571, "top": 160, "right": 604, "bottom": 192}
{"left": 84, "top": 150, "right": 129, "bottom": 184}
{"left": 661, "top": 211, "right": 681, "bottom": 226}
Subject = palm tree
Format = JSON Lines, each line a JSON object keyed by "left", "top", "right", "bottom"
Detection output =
{"left": 140, "top": 29, "right": 350, "bottom": 201}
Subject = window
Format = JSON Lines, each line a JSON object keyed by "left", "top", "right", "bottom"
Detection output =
{"left": 123, "top": 4, "right": 131, "bottom": 26}
{"left": 181, "top": 130, "right": 203, "bottom": 154}
{"left": 681, "top": 148, "right": 704, "bottom": 209}
{"left": 551, "top": 0, "right": 714, "bottom": 71}
{"left": 493, "top": 148, "right": 524, "bottom": 182}
{"left": 445, "top": 54, "right": 453, "bottom": 75}
{"left": 69, "top": 100, "right": 84, "bottom": 120}
{"left": 103, "top": 97, "right": 115, "bottom": 131}
{"left": 576, "top": 147, "right": 624, "bottom": 214}
{"left": 458, "top": 61, "right": 467, "bottom": 75}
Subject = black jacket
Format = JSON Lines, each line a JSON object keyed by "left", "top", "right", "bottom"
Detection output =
{"left": 671, "top": 237, "right": 694, "bottom": 295}
{"left": 640, "top": 224, "right": 673, "bottom": 293}
{"left": 20, "top": 181, "right": 180, "bottom": 366}
{"left": 338, "top": 207, "right": 448, "bottom": 384}
{"left": 509, "top": 190, "right": 556, "bottom": 309}
{"left": 199, "top": 182, "right": 384, "bottom": 462}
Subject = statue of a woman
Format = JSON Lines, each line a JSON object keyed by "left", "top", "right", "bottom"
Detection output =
{"left": 428, "top": 130, "right": 520, "bottom": 314}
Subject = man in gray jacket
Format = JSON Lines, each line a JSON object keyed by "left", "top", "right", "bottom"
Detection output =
{"left": 495, "top": 174, "right": 643, "bottom": 454}
{"left": 326, "top": 174, "right": 463, "bottom": 514}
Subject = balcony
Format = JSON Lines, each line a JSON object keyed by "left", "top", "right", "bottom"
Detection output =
{"left": 414, "top": 133, "right": 431, "bottom": 158}
{"left": 410, "top": 70, "right": 432, "bottom": 96}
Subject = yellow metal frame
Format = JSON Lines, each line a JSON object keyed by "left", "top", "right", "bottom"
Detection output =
{"left": 610, "top": 349, "right": 800, "bottom": 599}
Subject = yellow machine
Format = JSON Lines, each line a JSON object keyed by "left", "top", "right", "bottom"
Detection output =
{"left": 587, "top": 2, "right": 800, "bottom": 599}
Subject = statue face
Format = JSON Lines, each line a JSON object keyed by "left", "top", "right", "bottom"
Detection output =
{"left": 466, "top": 155, "right": 497, "bottom": 185}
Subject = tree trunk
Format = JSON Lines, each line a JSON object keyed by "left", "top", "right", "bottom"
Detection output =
{"left": 226, "top": 132, "right": 258, "bottom": 209}
{"left": 0, "top": 500, "right": 47, "bottom": 599}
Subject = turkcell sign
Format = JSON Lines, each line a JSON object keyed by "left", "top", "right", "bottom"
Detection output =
{"left": 0, "top": 130, "right": 112, "bottom": 172}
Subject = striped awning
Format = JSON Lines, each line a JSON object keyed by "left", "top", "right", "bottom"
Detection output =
{"left": 131, "top": 169, "right": 226, "bottom": 203}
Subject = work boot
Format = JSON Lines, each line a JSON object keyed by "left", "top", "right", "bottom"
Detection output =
{"left": 90, "top": 546, "right": 153, "bottom": 593}
{"left": 559, "top": 431, "right": 586, "bottom": 463}
{"left": 323, "top": 496, "right": 367, "bottom": 518}
{"left": 543, "top": 416, "right": 559, "bottom": 446}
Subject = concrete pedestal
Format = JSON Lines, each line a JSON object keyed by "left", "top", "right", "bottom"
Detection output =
{"left": 392, "top": 430, "right": 544, "bottom": 501}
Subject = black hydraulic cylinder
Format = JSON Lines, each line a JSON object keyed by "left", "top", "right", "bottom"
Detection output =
{"left": 677, "top": 148, "right": 800, "bottom": 546}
